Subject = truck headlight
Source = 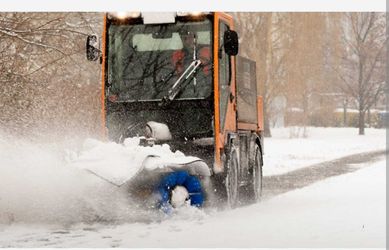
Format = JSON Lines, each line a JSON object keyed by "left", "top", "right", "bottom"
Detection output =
{"left": 176, "top": 12, "right": 209, "bottom": 17}
{"left": 108, "top": 12, "right": 141, "bottom": 20}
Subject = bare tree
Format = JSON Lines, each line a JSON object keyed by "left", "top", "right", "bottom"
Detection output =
{"left": 0, "top": 13, "right": 102, "bottom": 141}
{"left": 233, "top": 13, "right": 289, "bottom": 137}
{"left": 284, "top": 13, "right": 327, "bottom": 136}
{"left": 336, "top": 12, "right": 386, "bottom": 135}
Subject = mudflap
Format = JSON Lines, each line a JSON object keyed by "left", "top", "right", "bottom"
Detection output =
{"left": 209, "top": 173, "right": 229, "bottom": 207}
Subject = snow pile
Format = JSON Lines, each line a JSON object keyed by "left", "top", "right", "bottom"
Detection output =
{"left": 264, "top": 127, "right": 386, "bottom": 176}
{"left": 69, "top": 137, "right": 199, "bottom": 186}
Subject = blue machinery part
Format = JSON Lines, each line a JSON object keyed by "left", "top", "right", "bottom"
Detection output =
{"left": 157, "top": 170, "right": 204, "bottom": 212}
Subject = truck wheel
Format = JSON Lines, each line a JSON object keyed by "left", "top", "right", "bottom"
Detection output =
{"left": 249, "top": 146, "right": 263, "bottom": 202}
{"left": 225, "top": 148, "right": 239, "bottom": 208}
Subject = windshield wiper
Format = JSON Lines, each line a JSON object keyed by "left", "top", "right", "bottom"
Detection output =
{"left": 161, "top": 59, "right": 201, "bottom": 104}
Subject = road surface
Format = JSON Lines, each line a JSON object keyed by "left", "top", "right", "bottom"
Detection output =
{"left": 262, "top": 149, "right": 386, "bottom": 199}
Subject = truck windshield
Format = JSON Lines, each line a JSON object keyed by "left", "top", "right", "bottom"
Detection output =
{"left": 107, "top": 19, "right": 213, "bottom": 102}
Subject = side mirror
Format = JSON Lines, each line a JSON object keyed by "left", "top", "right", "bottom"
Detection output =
{"left": 224, "top": 30, "right": 239, "bottom": 56}
{"left": 86, "top": 35, "right": 101, "bottom": 61}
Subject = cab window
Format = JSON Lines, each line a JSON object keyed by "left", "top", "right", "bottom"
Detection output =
{"left": 218, "top": 21, "right": 231, "bottom": 131}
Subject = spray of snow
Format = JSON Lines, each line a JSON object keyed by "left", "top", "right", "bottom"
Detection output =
{"left": 0, "top": 136, "right": 196, "bottom": 225}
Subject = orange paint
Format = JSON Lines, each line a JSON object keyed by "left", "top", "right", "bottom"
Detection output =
{"left": 98, "top": 12, "right": 242, "bottom": 173}
{"left": 213, "top": 12, "right": 237, "bottom": 172}
{"left": 257, "top": 96, "right": 264, "bottom": 131}
{"left": 237, "top": 122, "right": 257, "bottom": 131}
{"left": 213, "top": 13, "right": 221, "bottom": 170}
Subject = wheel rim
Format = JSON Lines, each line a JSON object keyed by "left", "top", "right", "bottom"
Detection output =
{"left": 226, "top": 149, "right": 238, "bottom": 207}
{"left": 253, "top": 148, "right": 262, "bottom": 200}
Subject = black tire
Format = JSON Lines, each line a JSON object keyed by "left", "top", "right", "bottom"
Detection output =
{"left": 225, "top": 147, "right": 239, "bottom": 208}
{"left": 249, "top": 146, "right": 263, "bottom": 202}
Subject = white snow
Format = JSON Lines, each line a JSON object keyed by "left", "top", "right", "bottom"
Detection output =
{"left": 0, "top": 139, "right": 157, "bottom": 225}
{"left": 334, "top": 108, "right": 384, "bottom": 113}
{"left": 170, "top": 186, "right": 190, "bottom": 208}
{"left": 69, "top": 127, "right": 386, "bottom": 187}
{"left": 0, "top": 127, "right": 386, "bottom": 247}
{"left": 0, "top": 158, "right": 385, "bottom": 247}
{"left": 263, "top": 127, "right": 386, "bottom": 176}
{"left": 70, "top": 137, "right": 200, "bottom": 186}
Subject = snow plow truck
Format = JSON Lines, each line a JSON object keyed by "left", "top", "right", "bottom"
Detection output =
{"left": 86, "top": 12, "right": 264, "bottom": 209}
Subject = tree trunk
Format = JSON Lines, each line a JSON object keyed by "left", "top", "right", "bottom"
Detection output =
{"left": 302, "top": 92, "right": 309, "bottom": 137}
{"left": 358, "top": 110, "right": 365, "bottom": 135}
{"left": 343, "top": 99, "right": 348, "bottom": 127}
{"left": 262, "top": 13, "right": 273, "bottom": 139}
{"left": 263, "top": 109, "right": 272, "bottom": 137}
{"left": 367, "top": 108, "right": 371, "bottom": 127}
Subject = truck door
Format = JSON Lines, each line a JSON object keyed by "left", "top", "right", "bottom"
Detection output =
{"left": 213, "top": 13, "right": 237, "bottom": 171}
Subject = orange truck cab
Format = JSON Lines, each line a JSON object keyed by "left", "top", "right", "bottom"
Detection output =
{"left": 86, "top": 12, "right": 264, "bottom": 207}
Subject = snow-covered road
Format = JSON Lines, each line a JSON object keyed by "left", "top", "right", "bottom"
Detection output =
{"left": 0, "top": 157, "right": 385, "bottom": 247}
{"left": 0, "top": 127, "right": 386, "bottom": 247}
{"left": 263, "top": 150, "right": 385, "bottom": 199}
